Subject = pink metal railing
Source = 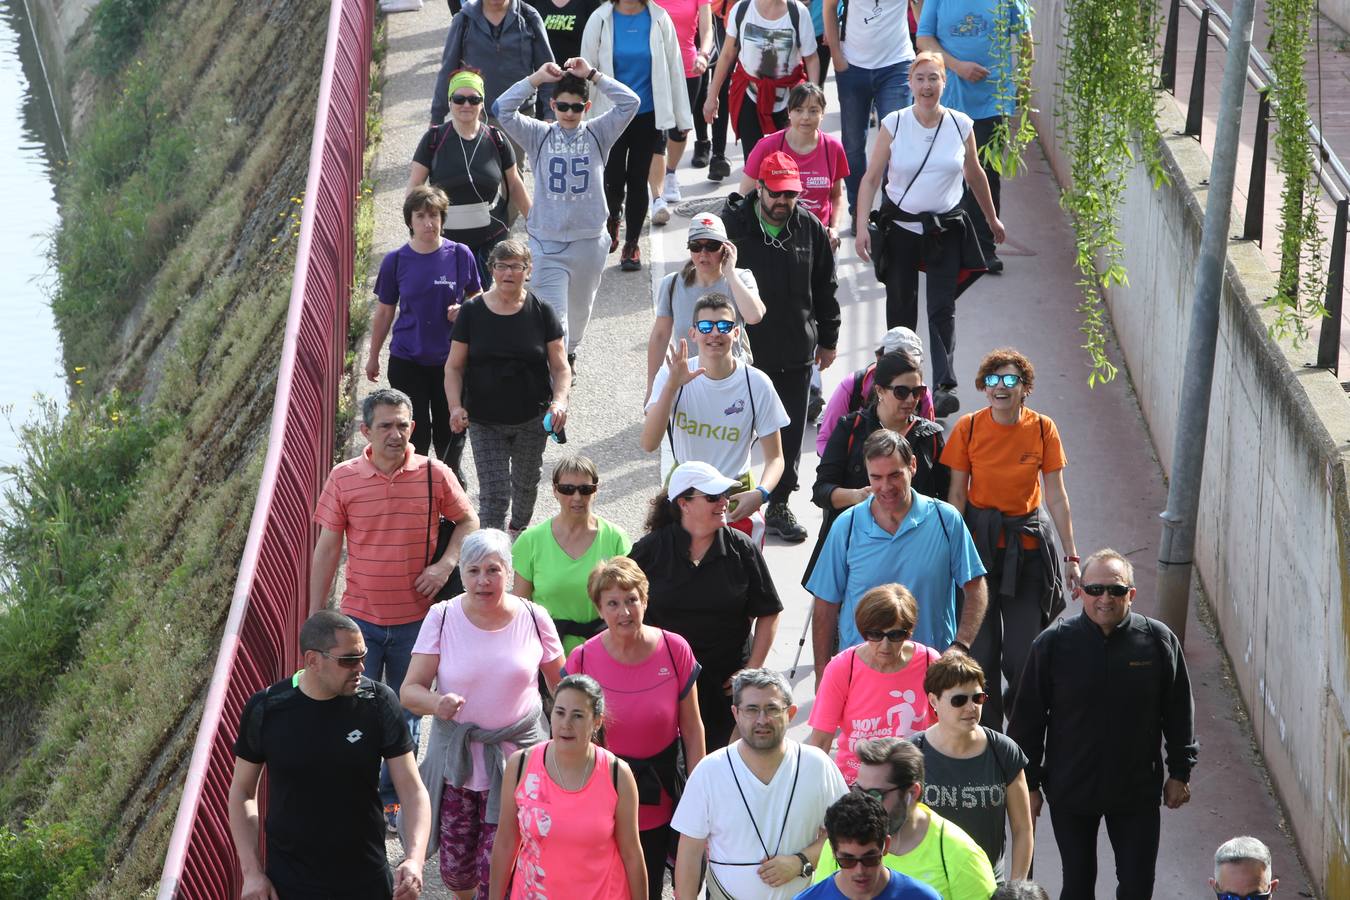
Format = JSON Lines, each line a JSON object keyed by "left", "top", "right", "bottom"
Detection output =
{"left": 157, "top": 1, "right": 372, "bottom": 895}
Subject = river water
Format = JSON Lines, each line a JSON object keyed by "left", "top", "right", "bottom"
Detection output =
{"left": 0, "top": 0, "right": 67, "bottom": 472}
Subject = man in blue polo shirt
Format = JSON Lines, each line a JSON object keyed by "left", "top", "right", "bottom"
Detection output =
{"left": 806, "top": 429, "right": 987, "bottom": 689}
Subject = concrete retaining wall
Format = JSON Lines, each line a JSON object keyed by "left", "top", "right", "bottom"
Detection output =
{"left": 1028, "top": 0, "right": 1350, "bottom": 894}
{"left": 23, "top": 0, "right": 96, "bottom": 127}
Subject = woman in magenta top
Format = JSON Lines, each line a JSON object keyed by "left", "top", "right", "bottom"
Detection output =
{"left": 805, "top": 583, "right": 939, "bottom": 783}
{"left": 564, "top": 556, "right": 705, "bottom": 900}
{"left": 490, "top": 674, "right": 646, "bottom": 900}
{"left": 738, "top": 81, "right": 847, "bottom": 247}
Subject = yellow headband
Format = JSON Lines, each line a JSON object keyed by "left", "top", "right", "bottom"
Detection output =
{"left": 448, "top": 71, "right": 485, "bottom": 100}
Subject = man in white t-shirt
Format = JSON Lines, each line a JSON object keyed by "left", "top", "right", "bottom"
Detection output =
{"left": 672, "top": 668, "right": 849, "bottom": 900}
{"left": 641, "top": 292, "right": 790, "bottom": 538}
{"left": 823, "top": 0, "right": 916, "bottom": 218}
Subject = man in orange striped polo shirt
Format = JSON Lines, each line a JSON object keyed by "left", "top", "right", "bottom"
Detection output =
{"left": 311, "top": 388, "right": 479, "bottom": 830}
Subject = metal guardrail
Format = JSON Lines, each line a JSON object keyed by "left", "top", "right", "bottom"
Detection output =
{"left": 1160, "top": 0, "right": 1350, "bottom": 371}
{"left": 156, "top": 0, "right": 372, "bottom": 896}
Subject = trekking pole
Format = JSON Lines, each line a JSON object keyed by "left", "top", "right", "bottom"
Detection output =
{"left": 787, "top": 612, "right": 812, "bottom": 680}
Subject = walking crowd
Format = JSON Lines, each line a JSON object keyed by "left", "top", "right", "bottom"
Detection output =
{"left": 226, "top": 1, "right": 1280, "bottom": 898}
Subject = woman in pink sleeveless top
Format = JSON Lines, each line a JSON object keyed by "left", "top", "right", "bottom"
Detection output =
{"left": 489, "top": 674, "right": 647, "bottom": 900}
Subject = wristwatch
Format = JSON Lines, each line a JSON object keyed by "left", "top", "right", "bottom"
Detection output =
{"left": 795, "top": 852, "right": 814, "bottom": 878}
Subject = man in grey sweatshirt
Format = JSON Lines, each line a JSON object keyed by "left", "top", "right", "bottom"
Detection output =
{"left": 431, "top": 0, "right": 554, "bottom": 124}
{"left": 494, "top": 58, "right": 638, "bottom": 362}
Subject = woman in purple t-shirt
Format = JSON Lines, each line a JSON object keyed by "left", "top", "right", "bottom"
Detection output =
{"left": 564, "top": 556, "right": 705, "bottom": 900}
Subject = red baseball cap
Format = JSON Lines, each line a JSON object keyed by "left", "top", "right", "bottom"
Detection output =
{"left": 759, "top": 151, "right": 803, "bottom": 192}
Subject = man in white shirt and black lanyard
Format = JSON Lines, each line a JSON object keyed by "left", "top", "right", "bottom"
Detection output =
{"left": 672, "top": 668, "right": 848, "bottom": 900}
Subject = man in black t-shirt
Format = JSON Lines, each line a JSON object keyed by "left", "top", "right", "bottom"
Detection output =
{"left": 228, "top": 610, "right": 430, "bottom": 900}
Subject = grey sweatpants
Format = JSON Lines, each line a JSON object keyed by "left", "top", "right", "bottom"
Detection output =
{"left": 528, "top": 232, "right": 609, "bottom": 354}
{"left": 468, "top": 415, "right": 549, "bottom": 531}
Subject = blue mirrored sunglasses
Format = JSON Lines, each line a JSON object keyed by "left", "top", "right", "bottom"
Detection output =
{"left": 695, "top": 319, "right": 736, "bottom": 335}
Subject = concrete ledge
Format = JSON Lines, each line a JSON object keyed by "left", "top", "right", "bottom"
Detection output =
{"left": 1028, "top": 3, "right": 1350, "bottom": 894}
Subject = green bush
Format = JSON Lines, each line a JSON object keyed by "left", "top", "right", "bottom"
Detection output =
{"left": 91, "top": 0, "right": 167, "bottom": 74}
{"left": 0, "top": 820, "right": 100, "bottom": 899}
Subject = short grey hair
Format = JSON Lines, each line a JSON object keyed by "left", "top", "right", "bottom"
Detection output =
{"left": 731, "top": 668, "right": 793, "bottom": 707}
{"left": 362, "top": 388, "right": 413, "bottom": 427}
{"left": 459, "top": 528, "right": 514, "bottom": 582}
{"left": 1214, "top": 836, "right": 1272, "bottom": 883}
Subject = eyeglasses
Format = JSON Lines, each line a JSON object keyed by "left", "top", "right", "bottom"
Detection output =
{"left": 1082, "top": 583, "right": 1132, "bottom": 597}
{"left": 320, "top": 650, "right": 367, "bottom": 669}
{"left": 555, "top": 482, "right": 598, "bottom": 496}
{"left": 451, "top": 94, "right": 484, "bottom": 105}
{"left": 850, "top": 784, "right": 904, "bottom": 802}
{"left": 765, "top": 188, "right": 799, "bottom": 199}
{"left": 883, "top": 383, "right": 928, "bottom": 401}
{"left": 688, "top": 240, "right": 723, "bottom": 254}
{"left": 695, "top": 319, "right": 736, "bottom": 335}
{"left": 861, "top": 628, "right": 911, "bottom": 643}
{"left": 835, "top": 851, "right": 886, "bottom": 870}
{"left": 738, "top": 704, "right": 788, "bottom": 719}
{"left": 491, "top": 262, "right": 527, "bottom": 273}
{"left": 1215, "top": 892, "right": 1272, "bottom": 900}
{"left": 946, "top": 691, "right": 990, "bottom": 708}
{"left": 982, "top": 373, "right": 1025, "bottom": 389}
{"left": 553, "top": 101, "right": 586, "bottom": 113}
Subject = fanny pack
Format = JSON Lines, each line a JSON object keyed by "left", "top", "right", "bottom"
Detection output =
{"left": 443, "top": 201, "right": 493, "bottom": 230}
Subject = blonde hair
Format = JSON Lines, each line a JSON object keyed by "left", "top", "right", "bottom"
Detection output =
{"left": 911, "top": 51, "right": 946, "bottom": 76}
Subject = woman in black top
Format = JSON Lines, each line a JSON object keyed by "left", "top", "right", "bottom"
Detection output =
{"left": 409, "top": 68, "right": 531, "bottom": 286}
{"left": 445, "top": 239, "right": 572, "bottom": 536}
{"left": 627, "top": 460, "right": 782, "bottom": 751}
{"left": 804, "top": 350, "right": 949, "bottom": 584}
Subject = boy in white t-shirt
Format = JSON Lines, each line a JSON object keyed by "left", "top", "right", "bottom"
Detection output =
{"left": 641, "top": 292, "right": 790, "bottom": 535}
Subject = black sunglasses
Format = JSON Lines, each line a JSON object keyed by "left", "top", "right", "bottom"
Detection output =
{"left": 765, "top": 188, "right": 799, "bottom": 199}
{"left": 320, "top": 650, "right": 367, "bottom": 669}
{"left": 1082, "top": 583, "right": 1132, "bottom": 597}
{"left": 849, "top": 784, "right": 904, "bottom": 802}
{"left": 691, "top": 490, "right": 730, "bottom": 503}
{"left": 982, "top": 373, "right": 1025, "bottom": 389}
{"left": 883, "top": 383, "right": 929, "bottom": 401}
{"left": 555, "top": 482, "right": 598, "bottom": 496}
{"left": 947, "top": 691, "right": 990, "bottom": 708}
{"left": 451, "top": 94, "right": 484, "bottom": 105}
{"left": 836, "top": 851, "right": 886, "bottom": 870}
{"left": 688, "top": 240, "right": 723, "bottom": 254}
{"left": 1215, "top": 893, "right": 1272, "bottom": 900}
{"left": 862, "top": 628, "right": 910, "bottom": 643}
{"left": 695, "top": 319, "right": 736, "bottom": 335}
{"left": 554, "top": 101, "right": 586, "bottom": 113}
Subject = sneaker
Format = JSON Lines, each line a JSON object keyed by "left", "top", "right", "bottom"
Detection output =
{"left": 933, "top": 387, "right": 960, "bottom": 418}
{"left": 606, "top": 214, "right": 621, "bottom": 253}
{"left": 985, "top": 254, "right": 1004, "bottom": 274}
{"left": 384, "top": 803, "right": 400, "bottom": 834}
{"left": 651, "top": 196, "right": 671, "bottom": 226}
{"left": 691, "top": 140, "right": 712, "bottom": 168}
{"left": 765, "top": 502, "right": 808, "bottom": 543}
{"left": 621, "top": 240, "right": 642, "bottom": 271}
{"left": 708, "top": 155, "right": 731, "bottom": 182}
{"left": 807, "top": 386, "right": 825, "bottom": 425}
{"left": 662, "top": 172, "right": 682, "bottom": 203}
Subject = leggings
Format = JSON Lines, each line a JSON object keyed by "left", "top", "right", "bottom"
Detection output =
{"left": 668, "top": 74, "right": 707, "bottom": 143}
{"left": 387, "top": 355, "right": 466, "bottom": 485}
{"left": 467, "top": 414, "right": 549, "bottom": 531}
{"left": 638, "top": 824, "right": 674, "bottom": 900}
{"left": 970, "top": 548, "right": 1047, "bottom": 729}
{"left": 604, "top": 110, "right": 661, "bottom": 243}
{"left": 697, "top": 19, "right": 730, "bottom": 153}
{"left": 735, "top": 96, "right": 788, "bottom": 161}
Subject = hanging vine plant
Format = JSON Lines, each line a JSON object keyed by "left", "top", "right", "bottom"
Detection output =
{"left": 1058, "top": 0, "right": 1166, "bottom": 384}
{"left": 980, "top": 0, "right": 1037, "bottom": 179}
{"left": 1266, "top": 0, "right": 1326, "bottom": 342}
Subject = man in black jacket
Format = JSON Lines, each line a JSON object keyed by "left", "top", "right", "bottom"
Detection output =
{"left": 722, "top": 151, "right": 840, "bottom": 543}
{"left": 1008, "top": 548, "right": 1197, "bottom": 900}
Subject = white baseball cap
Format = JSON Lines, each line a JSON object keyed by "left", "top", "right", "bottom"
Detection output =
{"left": 879, "top": 326, "right": 924, "bottom": 366}
{"left": 667, "top": 461, "right": 740, "bottom": 500}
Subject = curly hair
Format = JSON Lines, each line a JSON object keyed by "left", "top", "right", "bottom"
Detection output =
{"left": 587, "top": 556, "right": 649, "bottom": 610}
{"left": 975, "top": 347, "right": 1035, "bottom": 393}
{"left": 824, "top": 791, "right": 890, "bottom": 851}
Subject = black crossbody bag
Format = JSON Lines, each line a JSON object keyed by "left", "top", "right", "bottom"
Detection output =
{"left": 425, "top": 462, "right": 464, "bottom": 602}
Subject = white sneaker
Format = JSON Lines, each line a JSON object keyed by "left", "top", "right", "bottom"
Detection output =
{"left": 662, "top": 172, "right": 682, "bottom": 203}
{"left": 651, "top": 196, "right": 671, "bottom": 226}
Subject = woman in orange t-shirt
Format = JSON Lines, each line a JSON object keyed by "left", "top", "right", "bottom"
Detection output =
{"left": 939, "top": 347, "right": 1078, "bottom": 730}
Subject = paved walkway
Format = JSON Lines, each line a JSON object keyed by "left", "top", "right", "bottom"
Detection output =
{"left": 370, "top": 2, "right": 1317, "bottom": 895}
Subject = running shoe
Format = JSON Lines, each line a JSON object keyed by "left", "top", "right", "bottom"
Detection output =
{"left": 651, "top": 196, "right": 671, "bottom": 226}
{"left": 662, "top": 172, "right": 682, "bottom": 203}
{"left": 708, "top": 155, "right": 731, "bottom": 182}
{"left": 691, "top": 140, "right": 712, "bottom": 168}
{"left": 765, "top": 502, "right": 808, "bottom": 543}
{"left": 621, "top": 240, "right": 642, "bottom": 271}
{"left": 933, "top": 388, "right": 960, "bottom": 418}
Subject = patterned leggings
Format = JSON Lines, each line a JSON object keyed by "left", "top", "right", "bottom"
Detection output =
{"left": 468, "top": 415, "right": 549, "bottom": 531}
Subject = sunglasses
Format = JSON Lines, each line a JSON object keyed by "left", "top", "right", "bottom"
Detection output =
{"left": 688, "top": 240, "right": 723, "bottom": 254}
{"left": 1215, "top": 893, "right": 1271, "bottom": 900}
{"left": 849, "top": 784, "right": 904, "bottom": 802}
{"left": 982, "top": 373, "right": 1025, "bottom": 389}
{"left": 947, "top": 691, "right": 990, "bottom": 707}
{"left": 553, "top": 101, "right": 586, "bottom": 113}
{"left": 451, "top": 94, "right": 484, "bottom": 105}
{"left": 883, "top": 383, "right": 929, "bottom": 402}
{"left": 835, "top": 851, "right": 886, "bottom": 870}
{"left": 861, "top": 628, "right": 910, "bottom": 643}
{"left": 555, "top": 482, "right": 598, "bottom": 496}
{"left": 1082, "top": 582, "right": 1132, "bottom": 597}
{"left": 691, "top": 490, "right": 730, "bottom": 503}
{"left": 320, "top": 650, "right": 367, "bottom": 669}
{"left": 695, "top": 319, "right": 736, "bottom": 335}
{"left": 765, "top": 188, "right": 799, "bottom": 199}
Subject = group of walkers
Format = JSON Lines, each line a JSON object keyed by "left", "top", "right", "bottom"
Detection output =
{"left": 221, "top": 0, "right": 1279, "bottom": 898}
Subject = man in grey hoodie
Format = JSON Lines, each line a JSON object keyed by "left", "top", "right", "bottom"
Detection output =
{"left": 431, "top": 0, "right": 554, "bottom": 124}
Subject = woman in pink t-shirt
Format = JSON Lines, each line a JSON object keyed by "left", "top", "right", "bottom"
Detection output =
{"left": 738, "top": 82, "right": 847, "bottom": 245}
{"left": 564, "top": 557, "right": 705, "bottom": 900}
{"left": 490, "top": 674, "right": 647, "bottom": 900}
{"left": 805, "top": 583, "right": 939, "bottom": 782}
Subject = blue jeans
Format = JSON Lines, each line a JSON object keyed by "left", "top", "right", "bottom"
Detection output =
{"left": 837, "top": 59, "right": 912, "bottom": 215}
{"left": 353, "top": 616, "right": 425, "bottom": 808}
